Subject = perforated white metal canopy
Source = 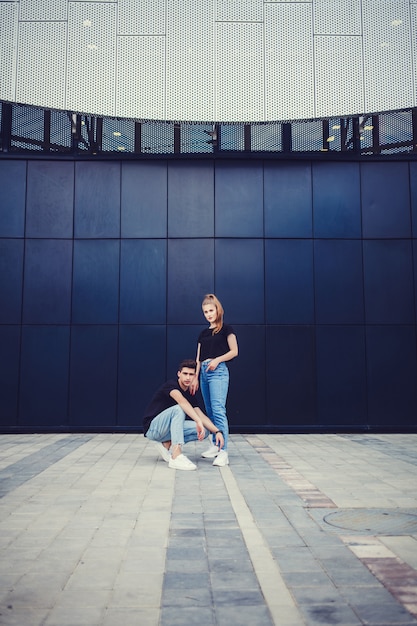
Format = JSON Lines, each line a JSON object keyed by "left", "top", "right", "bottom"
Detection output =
{"left": 0, "top": 0, "right": 415, "bottom": 123}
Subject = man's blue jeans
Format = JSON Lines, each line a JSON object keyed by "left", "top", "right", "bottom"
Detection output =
{"left": 200, "top": 361, "right": 229, "bottom": 450}
{"left": 146, "top": 405, "right": 207, "bottom": 445}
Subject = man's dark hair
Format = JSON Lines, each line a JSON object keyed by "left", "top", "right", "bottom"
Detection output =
{"left": 178, "top": 359, "right": 197, "bottom": 371}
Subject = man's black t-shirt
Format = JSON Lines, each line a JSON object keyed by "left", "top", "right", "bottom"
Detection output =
{"left": 142, "top": 379, "right": 202, "bottom": 435}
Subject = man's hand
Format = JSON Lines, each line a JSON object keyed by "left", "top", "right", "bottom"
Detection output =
{"left": 215, "top": 431, "right": 224, "bottom": 449}
{"left": 196, "top": 419, "right": 205, "bottom": 440}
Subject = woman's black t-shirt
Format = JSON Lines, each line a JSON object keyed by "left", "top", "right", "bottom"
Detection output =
{"left": 198, "top": 324, "right": 235, "bottom": 362}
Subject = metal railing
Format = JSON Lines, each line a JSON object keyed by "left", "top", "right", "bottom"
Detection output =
{"left": 1, "top": 101, "right": 416, "bottom": 158}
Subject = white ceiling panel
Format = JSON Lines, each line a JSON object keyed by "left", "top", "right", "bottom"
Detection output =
{"left": 313, "top": 0, "right": 361, "bottom": 35}
{"left": 118, "top": 0, "right": 165, "bottom": 36}
{"left": 0, "top": 3, "right": 18, "bottom": 102}
{"left": 16, "top": 21, "right": 67, "bottom": 109}
{"left": 216, "top": 0, "right": 263, "bottom": 22}
{"left": 166, "top": 0, "right": 215, "bottom": 122}
{"left": 362, "top": 0, "right": 413, "bottom": 113}
{"left": 0, "top": 0, "right": 415, "bottom": 122}
{"left": 66, "top": 2, "right": 117, "bottom": 117}
{"left": 265, "top": 3, "right": 314, "bottom": 121}
{"left": 116, "top": 36, "right": 165, "bottom": 119}
{"left": 315, "top": 36, "right": 364, "bottom": 118}
{"left": 20, "top": 0, "right": 68, "bottom": 21}
{"left": 216, "top": 22, "right": 264, "bottom": 122}
{"left": 412, "top": 5, "right": 417, "bottom": 108}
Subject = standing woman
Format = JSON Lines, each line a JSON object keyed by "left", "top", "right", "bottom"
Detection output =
{"left": 190, "top": 294, "right": 238, "bottom": 466}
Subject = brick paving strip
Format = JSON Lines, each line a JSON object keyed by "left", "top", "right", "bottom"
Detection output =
{"left": 345, "top": 536, "right": 417, "bottom": 621}
{"left": 244, "top": 434, "right": 417, "bottom": 624}
{"left": 244, "top": 435, "right": 337, "bottom": 509}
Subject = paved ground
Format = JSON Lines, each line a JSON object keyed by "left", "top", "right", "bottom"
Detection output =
{"left": 0, "top": 433, "right": 417, "bottom": 626}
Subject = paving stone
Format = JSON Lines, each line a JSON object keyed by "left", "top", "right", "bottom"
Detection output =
{"left": 1, "top": 433, "right": 417, "bottom": 626}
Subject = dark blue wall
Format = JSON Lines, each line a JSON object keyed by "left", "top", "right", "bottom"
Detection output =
{"left": 1, "top": 157, "right": 416, "bottom": 432}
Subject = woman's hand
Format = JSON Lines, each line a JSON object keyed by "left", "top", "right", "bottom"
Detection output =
{"left": 189, "top": 375, "right": 199, "bottom": 395}
{"left": 205, "top": 358, "right": 220, "bottom": 371}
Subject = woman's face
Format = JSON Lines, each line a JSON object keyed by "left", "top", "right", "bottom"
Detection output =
{"left": 202, "top": 303, "right": 217, "bottom": 325}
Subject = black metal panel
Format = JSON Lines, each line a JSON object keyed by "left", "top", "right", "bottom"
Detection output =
{"left": 215, "top": 160, "right": 263, "bottom": 237}
{"left": 314, "top": 240, "right": 364, "bottom": 324}
{"left": 118, "top": 325, "right": 166, "bottom": 427}
{"left": 414, "top": 240, "right": 417, "bottom": 325}
{"left": 120, "top": 239, "right": 166, "bottom": 324}
{"left": 265, "top": 239, "right": 314, "bottom": 324}
{"left": 121, "top": 161, "right": 167, "bottom": 238}
{"left": 316, "top": 326, "right": 367, "bottom": 426}
{"left": 366, "top": 326, "right": 417, "bottom": 426}
{"left": 266, "top": 325, "right": 317, "bottom": 427}
{"left": 363, "top": 240, "right": 414, "bottom": 324}
{"left": 19, "top": 326, "right": 70, "bottom": 427}
{"left": 0, "top": 326, "right": 20, "bottom": 425}
{"left": 312, "top": 162, "right": 361, "bottom": 238}
{"left": 0, "top": 160, "right": 26, "bottom": 237}
{"left": 69, "top": 325, "right": 118, "bottom": 427}
{"left": 1, "top": 155, "right": 417, "bottom": 432}
{"left": 0, "top": 239, "right": 24, "bottom": 323}
{"left": 227, "top": 325, "right": 265, "bottom": 429}
{"left": 26, "top": 161, "right": 74, "bottom": 238}
{"left": 264, "top": 161, "right": 312, "bottom": 237}
{"left": 215, "top": 239, "right": 264, "bottom": 324}
{"left": 72, "top": 240, "right": 119, "bottom": 324}
{"left": 167, "top": 239, "right": 214, "bottom": 324}
{"left": 410, "top": 162, "right": 417, "bottom": 238}
{"left": 168, "top": 161, "right": 214, "bottom": 237}
{"left": 74, "top": 161, "right": 120, "bottom": 238}
{"left": 361, "top": 162, "right": 411, "bottom": 238}
{"left": 23, "top": 239, "right": 72, "bottom": 324}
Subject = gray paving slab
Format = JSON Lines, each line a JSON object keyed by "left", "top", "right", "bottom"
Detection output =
{"left": 0, "top": 433, "right": 417, "bottom": 625}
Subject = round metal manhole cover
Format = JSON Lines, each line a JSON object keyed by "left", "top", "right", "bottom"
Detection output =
{"left": 323, "top": 509, "right": 417, "bottom": 535}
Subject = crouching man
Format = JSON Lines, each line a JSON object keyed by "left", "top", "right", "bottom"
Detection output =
{"left": 143, "top": 359, "right": 225, "bottom": 471}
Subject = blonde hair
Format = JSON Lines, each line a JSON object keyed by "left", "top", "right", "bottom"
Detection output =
{"left": 202, "top": 293, "right": 224, "bottom": 334}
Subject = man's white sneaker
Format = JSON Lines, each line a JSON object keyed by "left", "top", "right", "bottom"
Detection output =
{"left": 201, "top": 444, "right": 220, "bottom": 458}
{"left": 212, "top": 450, "right": 229, "bottom": 467}
{"left": 154, "top": 441, "right": 171, "bottom": 462}
{"left": 169, "top": 454, "right": 197, "bottom": 471}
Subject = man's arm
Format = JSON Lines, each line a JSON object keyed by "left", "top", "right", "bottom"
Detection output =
{"left": 193, "top": 407, "right": 225, "bottom": 450}
{"left": 169, "top": 389, "right": 205, "bottom": 440}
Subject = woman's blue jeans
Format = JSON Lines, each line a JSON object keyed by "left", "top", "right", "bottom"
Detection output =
{"left": 146, "top": 405, "right": 207, "bottom": 446}
{"left": 200, "top": 361, "right": 229, "bottom": 450}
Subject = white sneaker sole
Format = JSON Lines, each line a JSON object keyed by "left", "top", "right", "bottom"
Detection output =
{"left": 212, "top": 453, "right": 229, "bottom": 467}
{"left": 168, "top": 454, "right": 197, "bottom": 471}
{"left": 201, "top": 448, "right": 219, "bottom": 459}
{"left": 168, "top": 462, "right": 196, "bottom": 471}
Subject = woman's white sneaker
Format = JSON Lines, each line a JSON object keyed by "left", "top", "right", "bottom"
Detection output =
{"left": 212, "top": 450, "right": 229, "bottom": 466}
{"left": 169, "top": 454, "right": 197, "bottom": 471}
{"left": 201, "top": 444, "right": 220, "bottom": 458}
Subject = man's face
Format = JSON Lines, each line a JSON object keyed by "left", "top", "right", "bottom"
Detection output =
{"left": 177, "top": 367, "right": 196, "bottom": 390}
